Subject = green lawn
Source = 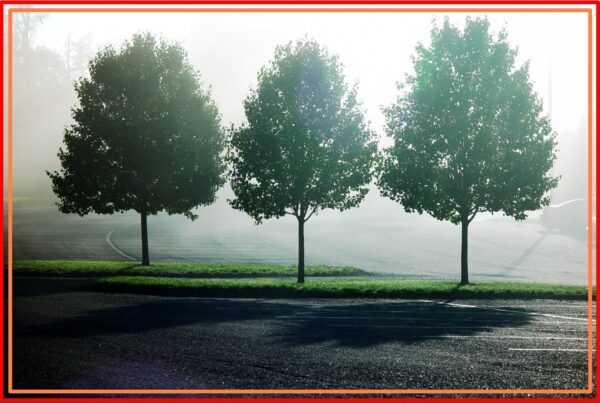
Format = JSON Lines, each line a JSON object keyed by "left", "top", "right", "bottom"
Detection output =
{"left": 97, "top": 276, "right": 591, "bottom": 300}
{"left": 14, "top": 260, "right": 590, "bottom": 299}
{"left": 12, "top": 260, "right": 366, "bottom": 278}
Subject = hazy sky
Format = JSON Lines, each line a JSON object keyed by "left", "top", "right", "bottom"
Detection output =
{"left": 5, "top": 5, "right": 593, "bottom": 203}
{"left": 31, "top": 7, "right": 591, "bottom": 138}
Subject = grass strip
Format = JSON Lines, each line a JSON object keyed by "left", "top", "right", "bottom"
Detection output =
{"left": 97, "top": 276, "right": 591, "bottom": 300}
{"left": 12, "top": 260, "right": 365, "bottom": 278}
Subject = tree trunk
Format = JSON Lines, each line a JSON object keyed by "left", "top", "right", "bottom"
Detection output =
{"left": 141, "top": 212, "right": 150, "bottom": 266}
{"left": 297, "top": 217, "right": 305, "bottom": 284}
{"left": 460, "top": 218, "right": 469, "bottom": 285}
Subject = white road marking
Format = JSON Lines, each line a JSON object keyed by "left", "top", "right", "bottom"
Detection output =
{"left": 291, "top": 310, "right": 589, "bottom": 317}
{"left": 328, "top": 326, "right": 586, "bottom": 340}
{"left": 508, "top": 348, "right": 592, "bottom": 352}
{"left": 105, "top": 222, "right": 138, "bottom": 261}
{"left": 285, "top": 322, "right": 585, "bottom": 331}
{"left": 217, "top": 309, "right": 587, "bottom": 326}
{"left": 276, "top": 315, "right": 588, "bottom": 327}
{"left": 434, "top": 335, "right": 587, "bottom": 340}
{"left": 482, "top": 305, "right": 589, "bottom": 309}
{"left": 420, "top": 300, "right": 594, "bottom": 323}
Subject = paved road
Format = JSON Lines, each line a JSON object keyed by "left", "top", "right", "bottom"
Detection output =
{"left": 11, "top": 277, "right": 594, "bottom": 394}
{"left": 9, "top": 194, "right": 593, "bottom": 284}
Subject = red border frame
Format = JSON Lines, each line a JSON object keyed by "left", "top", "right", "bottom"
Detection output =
{"left": 0, "top": 1, "right": 598, "bottom": 4}
{"left": 1, "top": 1, "right": 596, "bottom": 402}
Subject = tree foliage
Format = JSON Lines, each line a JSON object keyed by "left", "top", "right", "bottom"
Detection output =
{"left": 48, "top": 33, "right": 226, "bottom": 263}
{"left": 229, "top": 39, "right": 376, "bottom": 223}
{"left": 378, "top": 18, "right": 558, "bottom": 283}
{"left": 228, "top": 39, "right": 376, "bottom": 282}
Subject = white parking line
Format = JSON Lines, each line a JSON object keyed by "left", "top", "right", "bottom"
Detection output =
{"left": 320, "top": 310, "right": 588, "bottom": 317}
{"left": 290, "top": 323, "right": 585, "bottom": 332}
{"left": 329, "top": 325, "right": 587, "bottom": 339}
{"left": 105, "top": 222, "right": 137, "bottom": 261}
{"left": 420, "top": 300, "right": 594, "bottom": 323}
{"left": 508, "top": 348, "right": 592, "bottom": 352}
{"left": 484, "top": 305, "right": 589, "bottom": 309}
{"left": 276, "top": 315, "right": 588, "bottom": 328}
{"left": 437, "top": 335, "right": 587, "bottom": 340}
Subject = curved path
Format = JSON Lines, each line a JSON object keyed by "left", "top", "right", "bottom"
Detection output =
{"left": 105, "top": 222, "right": 137, "bottom": 261}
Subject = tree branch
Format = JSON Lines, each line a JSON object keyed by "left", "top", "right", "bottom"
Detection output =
{"left": 468, "top": 210, "right": 478, "bottom": 224}
{"left": 304, "top": 207, "right": 317, "bottom": 222}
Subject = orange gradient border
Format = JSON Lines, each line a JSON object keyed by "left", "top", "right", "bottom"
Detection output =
{"left": 5, "top": 5, "right": 595, "bottom": 397}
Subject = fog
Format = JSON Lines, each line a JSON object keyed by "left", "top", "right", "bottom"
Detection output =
{"left": 4, "top": 7, "right": 595, "bottom": 283}
{"left": 7, "top": 9, "right": 592, "bottom": 201}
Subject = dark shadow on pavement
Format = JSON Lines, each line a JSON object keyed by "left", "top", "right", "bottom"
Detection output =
{"left": 12, "top": 277, "right": 98, "bottom": 298}
{"left": 274, "top": 301, "right": 534, "bottom": 347}
{"left": 19, "top": 298, "right": 533, "bottom": 348}
{"left": 17, "top": 298, "right": 302, "bottom": 338}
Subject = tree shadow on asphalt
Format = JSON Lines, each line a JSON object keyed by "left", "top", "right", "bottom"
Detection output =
{"left": 12, "top": 277, "right": 98, "bottom": 298}
{"left": 19, "top": 298, "right": 534, "bottom": 347}
{"left": 16, "top": 298, "right": 301, "bottom": 338}
{"left": 273, "top": 301, "right": 535, "bottom": 347}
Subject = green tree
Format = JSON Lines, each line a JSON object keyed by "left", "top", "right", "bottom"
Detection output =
{"left": 228, "top": 39, "right": 376, "bottom": 283}
{"left": 378, "top": 18, "right": 558, "bottom": 285}
{"left": 48, "top": 33, "right": 226, "bottom": 265}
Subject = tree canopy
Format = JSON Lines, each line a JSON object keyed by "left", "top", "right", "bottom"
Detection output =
{"left": 48, "top": 32, "right": 226, "bottom": 265}
{"left": 228, "top": 39, "right": 376, "bottom": 282}
{"left": 378, "top": 18, "right": 559, "bottom": 284}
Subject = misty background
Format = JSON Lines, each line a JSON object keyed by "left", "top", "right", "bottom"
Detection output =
{"left": 4, "top": 8, "right": 595, "bottom": 284}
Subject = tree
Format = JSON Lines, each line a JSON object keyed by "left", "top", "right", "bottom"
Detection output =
{"left": 228, "top": 39, "right": 376, "bottom": 283}
{"left": 378, "top": 18, "right": 558, "bottom": 285}
{"left": 48, "top": 33, "right": 226, "bottom": 266}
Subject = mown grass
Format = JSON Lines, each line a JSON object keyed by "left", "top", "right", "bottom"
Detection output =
{"left": 97, "top": 276, "right": 591, "bottom": 300}
{"left": 12, "top": 260, "right": 365, "bottom": 278}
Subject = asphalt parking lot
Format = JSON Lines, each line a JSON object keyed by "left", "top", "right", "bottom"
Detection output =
{"left": 10, "top": 277, "right": 595, "bottom": 396}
